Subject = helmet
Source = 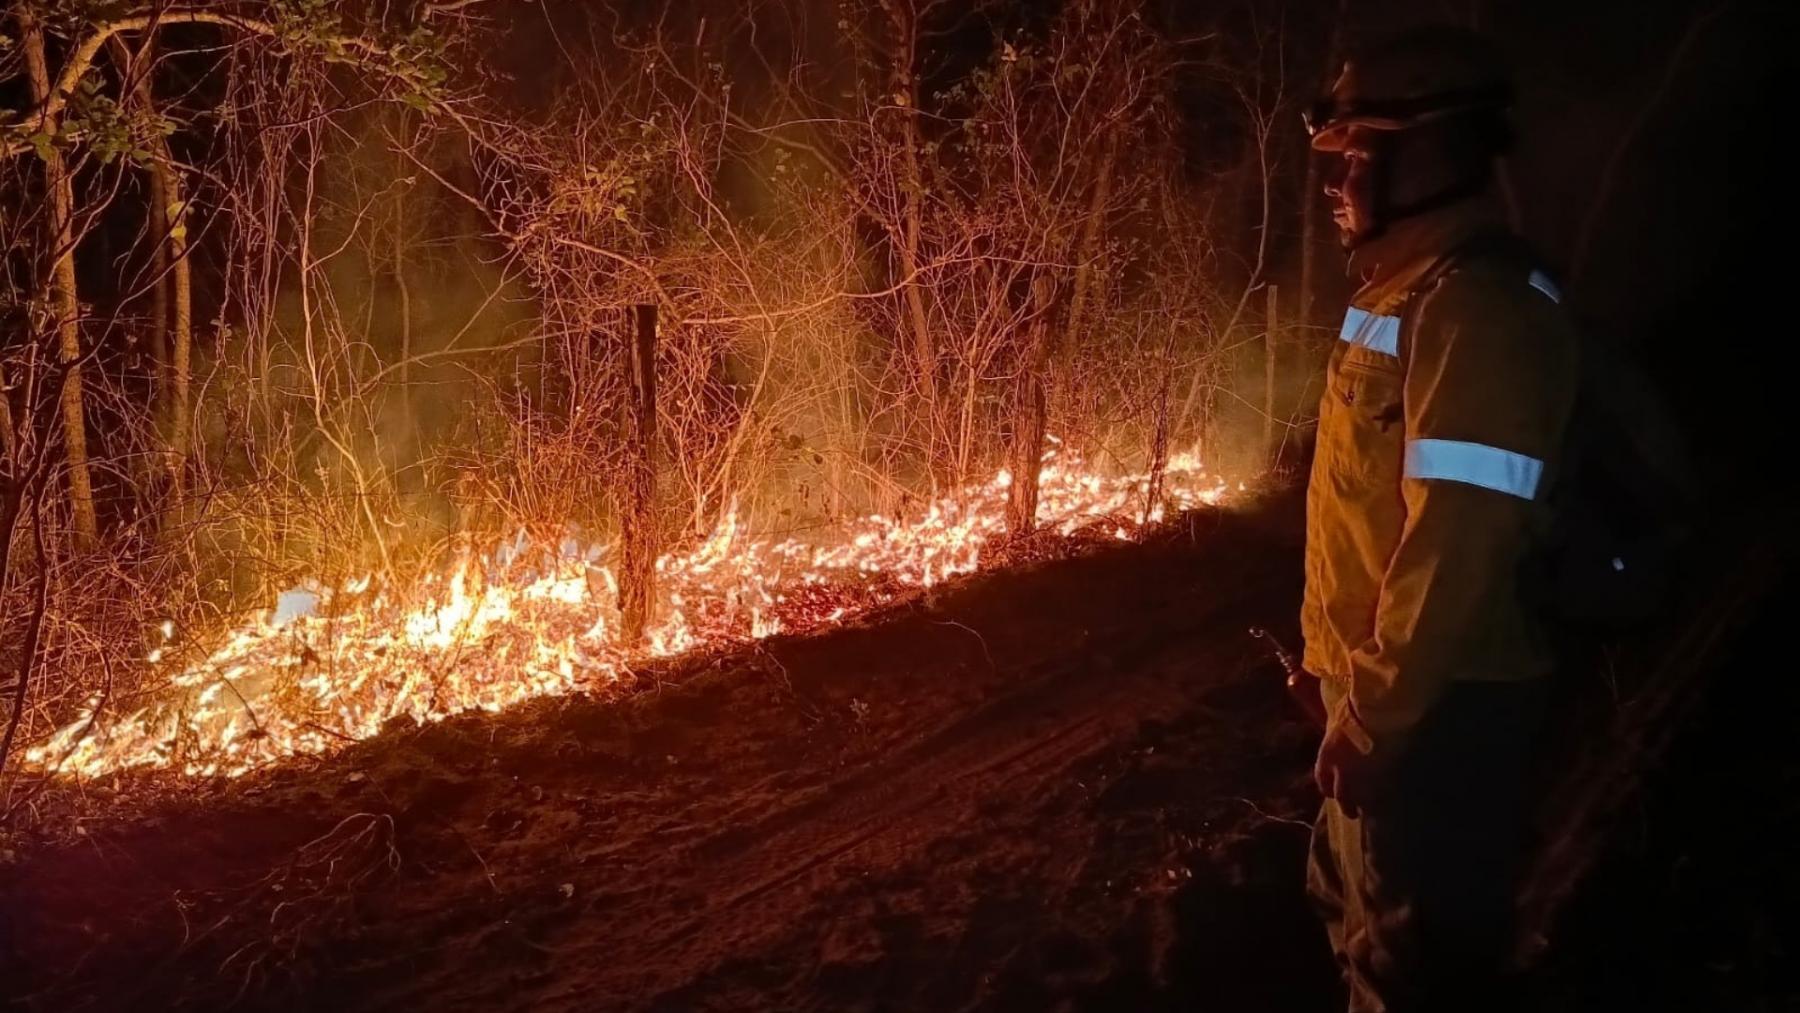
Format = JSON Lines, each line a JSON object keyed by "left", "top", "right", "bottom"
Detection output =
{"left": 1307, "top": 26, "right": 1513, "bottom": 152}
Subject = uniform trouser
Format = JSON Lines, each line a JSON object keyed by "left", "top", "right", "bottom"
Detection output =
{"left": 1307, "top": 676, "right": 1547, "bottom": 1013}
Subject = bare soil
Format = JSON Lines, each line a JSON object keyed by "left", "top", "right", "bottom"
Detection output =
{"left": 3, "top": 490, "right": 1793, "bottom": 1012}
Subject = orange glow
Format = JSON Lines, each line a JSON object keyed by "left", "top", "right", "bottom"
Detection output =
{"left": 27, "top": 443, "right": 1236, "bottom": 778}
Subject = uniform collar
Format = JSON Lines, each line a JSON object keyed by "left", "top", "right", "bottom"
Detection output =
{"left": 1346, "top": 194, "right": 1510, "bottom": 314}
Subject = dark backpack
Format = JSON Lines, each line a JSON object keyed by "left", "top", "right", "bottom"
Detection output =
{"left": 1544, "top": 331, "right": 1697, "bottom": 630}
{"left": 1409, "top": 235, "right": 1697, "bottom": 632}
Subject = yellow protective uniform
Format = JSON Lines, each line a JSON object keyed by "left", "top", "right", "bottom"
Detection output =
{"left": 1301, "top": 200, "right": 1580, "bottom": 748}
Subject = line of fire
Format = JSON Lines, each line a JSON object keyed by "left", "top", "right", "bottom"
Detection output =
{"left": 0, "top": 2, "right": 1790, "bottom": 1011}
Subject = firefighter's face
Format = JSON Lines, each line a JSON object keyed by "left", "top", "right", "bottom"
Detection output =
{"left": 1323, "top": 127, "right": 1380, "bottom": 247}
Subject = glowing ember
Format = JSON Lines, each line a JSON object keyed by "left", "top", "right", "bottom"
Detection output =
{"left": 27, "top": 444, "right": 1238, "bottom": 778}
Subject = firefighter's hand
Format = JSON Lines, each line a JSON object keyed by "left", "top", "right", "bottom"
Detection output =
{"left": 1313, "top": 698, "right": 1390, "bottom": 819}
{"left": 1286, "top": 670, "right": 1327, "bottom": 728}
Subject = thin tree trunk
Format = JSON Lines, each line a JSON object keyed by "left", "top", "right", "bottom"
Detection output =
{"left": 394, "top": 113, "right": 413, "bottom": 392}
{"left": 0, "top": 360, "right": 14, "bottom": 466}
{"left": 1005, "top": 366, "right": 1047, "bottom": 535}
{"left": 1006, "top": 276, "right": 1054, "bottom": 536}
{"left": 169, "top": 169, "right": 191, "bottom": 493}
{"left": 1143, "top": 326, "right": 1177, "bottom": 525}
{"left": 1063, "top": 132, "right": 1119, "bottom": 360}
{"left": 619, "top": 304, "right": 659, "bottom": 645}
{"left": 147, "top": 173, "right": 171, "bottom": 408}
{"left": 22, "top": 8, "right": 99, "bottom": 548}
{"left": 816, "top": 236, "right": 857, "bottom": 520}
{"left": 1263, "top": 283, "right": 1278, "bottom": 465}
{"left": 0, "top": 452, "right": 27, "bottom": 615}
{"left": 886, "top": 1, "right": 938, "bottom": 484}
{"left": 110, "top": 36, "right": 193, "bottom": 494}
{"left": 107, "top": 37, "right": 169, "bottom": 414}
{"left": 0, "top": 475, "right": 51, "bottom": 779}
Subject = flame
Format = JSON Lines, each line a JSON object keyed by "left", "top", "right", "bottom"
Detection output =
{"left": 26, "top": 445, "right": 1234, "bottom": 779}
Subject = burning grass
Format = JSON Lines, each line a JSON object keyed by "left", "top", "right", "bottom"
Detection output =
{"left": 26, "top": 444, "right": 1239, "bottom": 779}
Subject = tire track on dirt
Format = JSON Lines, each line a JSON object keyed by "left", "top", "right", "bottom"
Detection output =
{"left": 6, "top": 506, "right": 1308, "bottom": 1013}
{"left": 521, "top": 571, "right": 1282, "bottom": 1010}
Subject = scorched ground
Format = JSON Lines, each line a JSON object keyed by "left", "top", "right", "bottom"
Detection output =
{"left": 3, "top": 492, "right": 1793, "bottom": 1011}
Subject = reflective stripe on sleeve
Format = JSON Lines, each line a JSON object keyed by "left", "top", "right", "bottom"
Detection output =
{"left": 1403, "top": 438, "right": 1544, "bottom": 500}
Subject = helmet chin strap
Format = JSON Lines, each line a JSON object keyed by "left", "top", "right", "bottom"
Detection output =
{"left": 1348, "top": 131, "right": 1494, "bottom": 250}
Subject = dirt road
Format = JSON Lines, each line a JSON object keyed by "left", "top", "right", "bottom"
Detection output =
{"left": 3, "top": 500, "right": 1340, "bottom": 1011}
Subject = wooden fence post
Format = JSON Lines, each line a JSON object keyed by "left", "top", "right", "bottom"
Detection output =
{"left": 1006, "top": 276, "right": 1054, "bottom": 536}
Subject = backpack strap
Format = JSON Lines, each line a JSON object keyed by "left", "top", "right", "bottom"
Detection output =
{"left": 1396, "top": 232, "right": 1554, "bottom": 361}
{"left": 1418, "top": 233, "right": 1549, "bottom": 299}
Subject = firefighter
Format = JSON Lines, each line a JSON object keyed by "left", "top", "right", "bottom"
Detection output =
{"left": 1299, "top": 25, "right": 1578, "bottom": 1012}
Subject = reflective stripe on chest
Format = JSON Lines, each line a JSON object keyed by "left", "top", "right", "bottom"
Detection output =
{"left": 1339, "top": 307, "right": 1402, "bottom": 357}
{"left": 1334, "top": 302, "right": 1548, "bottom": 502}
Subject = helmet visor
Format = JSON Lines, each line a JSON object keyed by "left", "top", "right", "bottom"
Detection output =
{"left": 1306, "top": 85, "right": 1514, "bottom": 150}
